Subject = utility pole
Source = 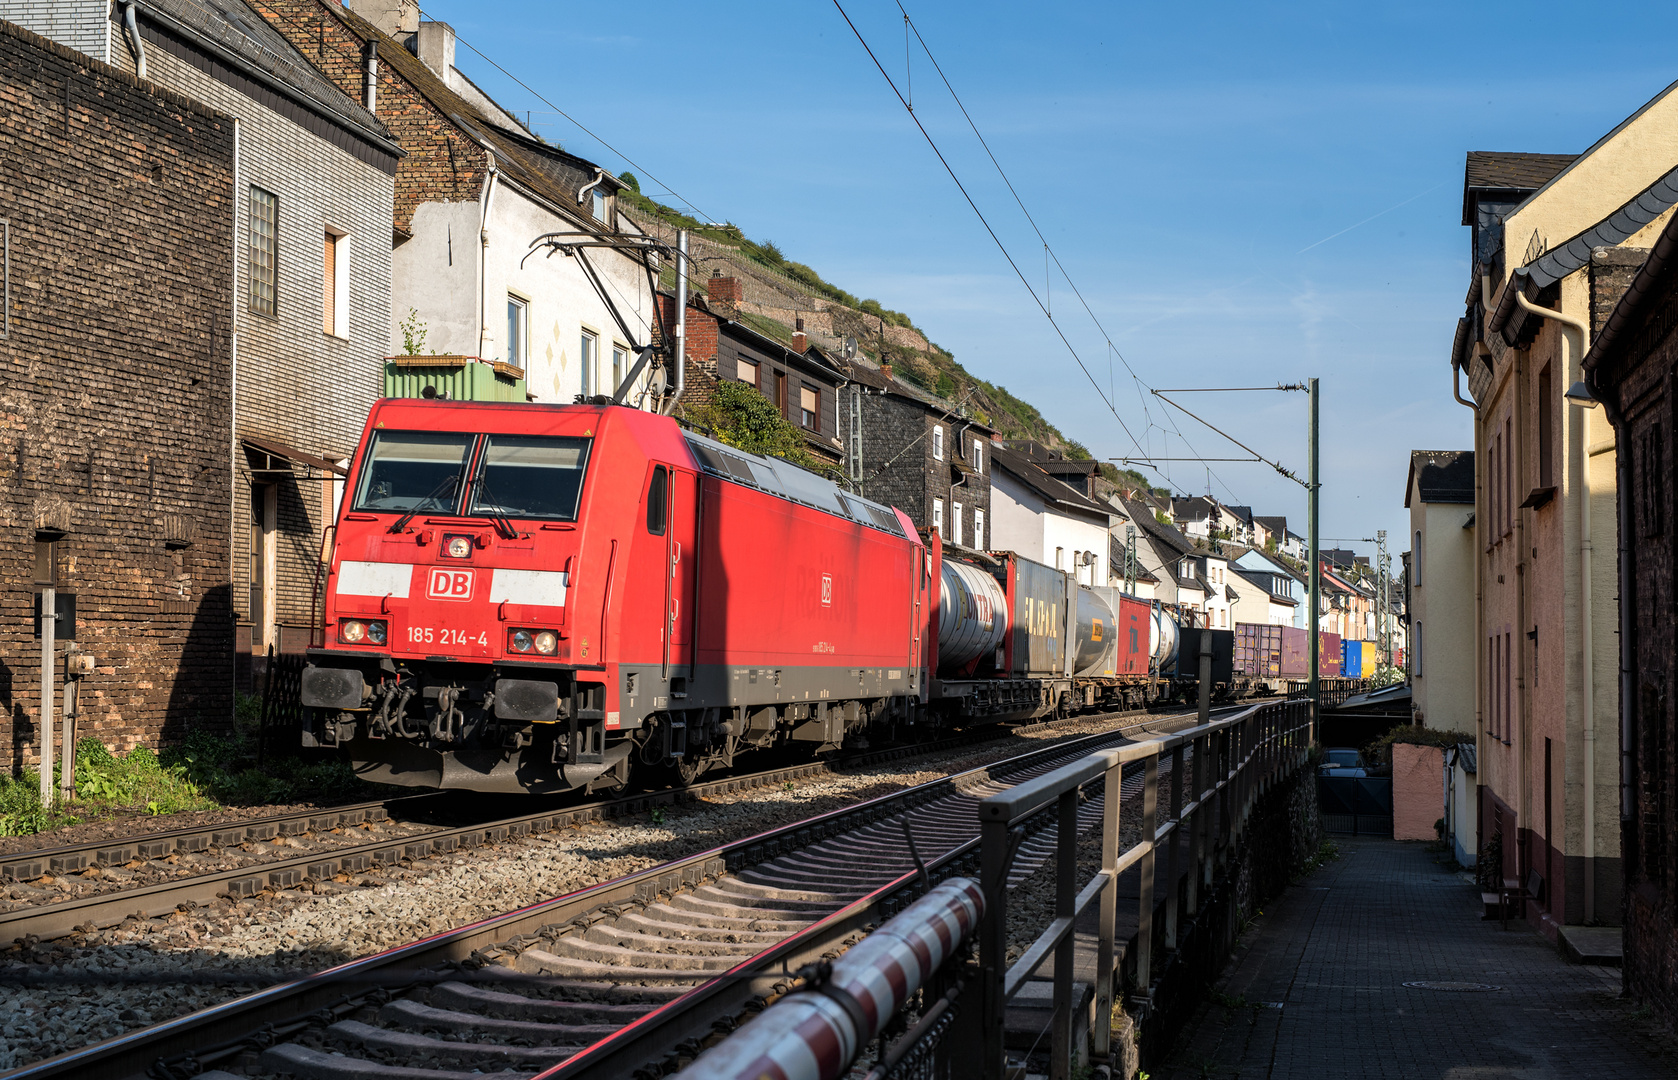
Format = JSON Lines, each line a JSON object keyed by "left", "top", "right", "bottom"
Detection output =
{"left": 1308, "top": 377, "right": 1321, "bottom": 716}
{"left": 1124, "top": 524, "right": 1137, "bottom": 593}
{"left": 1375, "top": 529, "right": 1390, "bottom": 674}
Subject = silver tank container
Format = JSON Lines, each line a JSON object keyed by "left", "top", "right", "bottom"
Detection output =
{"left": 1151, "top": 607, "right": 1179, "bottom": 673}
{"left": 937, "top": 560, "right": 1008, "bottom": 673}
{"left": 1073, "top": 588, "right": 1116, "bottom": 677}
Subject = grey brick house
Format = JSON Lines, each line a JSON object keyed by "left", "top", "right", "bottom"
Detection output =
{"left": 836, "top": 360, "right": 994, "bottom": 551}
{"left": 6, "top": 0, "right": 403, "bottom": 685}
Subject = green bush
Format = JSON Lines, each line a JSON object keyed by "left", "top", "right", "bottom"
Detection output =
{"left": 0, "top": 775, "right": 47, "bottom": 837}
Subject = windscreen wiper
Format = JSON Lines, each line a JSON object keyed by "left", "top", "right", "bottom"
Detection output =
{"left": 388, "top": 473, "right": 460, "bottom": 533}
{"left": 468, "top": 473, "right": 521, "bottom": 540}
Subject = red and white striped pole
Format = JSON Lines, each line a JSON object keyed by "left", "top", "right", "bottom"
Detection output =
{"left": 676, "top": 877, "right": 984, "bottom": 1080}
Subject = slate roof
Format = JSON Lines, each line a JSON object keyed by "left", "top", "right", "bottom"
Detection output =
{"left": 141, "top": 0, "right": 395, "bottom": 150}
{"left": 1108, "top": 534, "right": 1159, "bottom": 583}
{"left": 1405, "top": 450, "right": 1475, "bottom": 507}
{"left": 1255, "top": 515, "right": 1287, "bottom": 535}
{"left": 1464, "top": 151, "right": 1578, "bottom": 191}
{"left": 1584, "top": 191, "right": 1678, "bottom": 379}
{"left": 839, "top": 358, "right": 994, "bottom": 430}
{"left": 1232, "top": 566, "right": 1299, "bottom": 605}
{"left": 990, "top": 444, "right": 1111, "bottom": 519}
{"left": 1124, "top": 498, "right": 1197, "bottom": 557}
{"left": 1170, "top": 496, "right": 1215, "bottom": 522}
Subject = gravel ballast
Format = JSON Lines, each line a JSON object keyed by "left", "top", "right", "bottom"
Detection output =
{"left": 0, "top": 711, "right": 1188, "bottom": 1070}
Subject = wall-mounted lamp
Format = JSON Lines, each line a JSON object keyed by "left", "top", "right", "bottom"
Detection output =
{"left": 1564, "top": 380, "right": 1600, "bottom": 408}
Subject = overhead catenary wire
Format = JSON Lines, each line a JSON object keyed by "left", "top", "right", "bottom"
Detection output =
{"left": 830, "top": 0, "right": 1151, "bottom": 463}
{"left": 881, "top": 1, "right": 1264, "bottom": 507}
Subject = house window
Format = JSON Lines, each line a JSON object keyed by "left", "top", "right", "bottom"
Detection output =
{"left": 591, "top": 187, "right": 609, "bottom": 224}
{"left": 248, "top": 186, "right": 278, "bottom": 317}
{"left": 1538, "top": 364, "right": 1554, "bottom": 488}
{"left": 1504, "top": 417, "right": 1513, "bottom": 536}
{"left": 1056, "top": 546, "right": 1065, "bottom": 570}
{"left": 974, "top": 508, "right": 984, "bottom": 550}
{"left": 1414, "top": 622, "right": 1422, "bottom": 677}
{"left": 932, "top": 425, "right": 945, "bottom": 460}
{"left": 932, "top": 498, "right": 944, "bottom": 537}
{"left": 1180, "top": 558, "right": 1189, "bottom": 577}
{"left": 952, "top": 502, "right": 964, "bottom": 546}
{"left": 800, "top": 385, "right": 819, "bottom": 429}
{"left": 507, "top": 296, "right": 528, "bottom": 367}
{"left": 580, "top": 329, "right": 598, "bottom": 397}
{"left": 1414, "top": 530, "right": 1422, "bottom": 586}
{"left": 739, "top": 359, "right": 758, "bottom": 387}
{"left": 971, "top": 439, "right": 983, "bottom": 471}
{"left": 323, "top": 229, "right": 349, "bottom": 338}
{"left": 612, "top": 343, "right": 627, "bottom": 395}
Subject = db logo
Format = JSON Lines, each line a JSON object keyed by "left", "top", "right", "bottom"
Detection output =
{"left": 820, "top": 574, "right": 833, "bottom": 607}
{"left": 427, "top": 568, "right": 474, "bottom": 601}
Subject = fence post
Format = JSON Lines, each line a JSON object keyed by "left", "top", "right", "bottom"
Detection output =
{"left": 1093, "top": 755, "right": 1120, "bottom": 1061}
{"left": 1135, "top": 753, "right": 1159, "bottom": 996}
{"left": 979, "top": 814, "right": 1011, "bottom": 1080}
{"left": 1051, "top": 786, "right": 1078, "bottom": 1080}
{"left": 1186, "top": 732, "right": 1203, "bottom": 914}
{"left": 1165, "top": 743, "right": 1183, "bottom": 950}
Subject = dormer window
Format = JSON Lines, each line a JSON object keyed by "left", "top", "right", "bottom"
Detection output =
{"left": 591, "top": 187, "right": 609, "bottom": 223}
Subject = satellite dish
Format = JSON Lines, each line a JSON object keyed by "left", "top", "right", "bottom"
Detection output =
{"left": 649, "top": 367, "right": 669, "bottom": 396}
{"left": 842, "top": 336, "right": 858, "bottom": 359}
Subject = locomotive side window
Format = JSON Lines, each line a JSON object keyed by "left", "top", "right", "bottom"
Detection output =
{"left": 646, "top": 466, "right": 668, "bottom": 535}
{"left": 469, "top": 435, "right": 592, "bottom": 521}
{"left": 354, "top": 431, "right": 472, "bottom": 512}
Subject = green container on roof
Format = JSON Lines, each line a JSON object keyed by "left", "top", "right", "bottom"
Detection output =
{"left": 383, "top": 356, "right": 527, "bottom": 402}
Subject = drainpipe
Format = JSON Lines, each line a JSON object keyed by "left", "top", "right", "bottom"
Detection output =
{"left": 577, "top": 168, "right": 606, "bottom": 212}
{"left": 665, "top": 228, "right": 688, "bottom": 414}
{"left": 124, "top": 3, "right": 148, "bottom": 80}
{"left": 475, "top": 142, "right": 499, "bottom": 361}
{"left": 1452, "top": 356, "right": 1479, "bottom": 412}
{"left": 1513, "top": 287, "right": 1595, "bottom": 920}
{"left": 1586, "top": 366, "right": 1634, "bottom": 920}
{"left": 363, "top": 40, "right": 378, "bottom": 112}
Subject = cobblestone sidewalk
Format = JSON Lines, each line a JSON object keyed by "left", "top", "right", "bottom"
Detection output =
{"left": 1155, "top": 837, "right": 1678, "bottom": 1079}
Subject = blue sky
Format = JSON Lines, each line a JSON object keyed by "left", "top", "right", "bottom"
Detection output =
{"left": 420, "top": 0, "right": 1678, "bottom": 561}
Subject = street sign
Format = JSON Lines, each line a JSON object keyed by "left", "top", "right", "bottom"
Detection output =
{"left": 32, "top": 591, "right": 75, "bottom": 640}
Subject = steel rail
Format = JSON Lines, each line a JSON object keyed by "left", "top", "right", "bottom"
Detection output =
{"left": 2, "top": 707, "right": 1224, "bottom": 1080}
{"left": 0, "top": 703, "right": 1181, "bottom": 949}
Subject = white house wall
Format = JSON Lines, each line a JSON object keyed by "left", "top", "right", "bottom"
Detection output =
{"left": 991, "top": 469, "right": 1110, "bottom": 583}
{"left": 394, "top": 200, "right": 480, "bottom": 357}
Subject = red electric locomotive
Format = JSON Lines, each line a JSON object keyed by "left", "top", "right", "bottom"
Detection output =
{"left": 301, "top": 399, "right": 931, "bottom": 793}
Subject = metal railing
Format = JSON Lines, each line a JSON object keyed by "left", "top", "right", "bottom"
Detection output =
{"left": 975, "top": 697, "right": 1314, "bottom": 1079}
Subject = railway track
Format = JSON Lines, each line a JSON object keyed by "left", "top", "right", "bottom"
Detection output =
{"left": 4, "top": 704, "right": 1235, "bottom": 1080}
{"left": 0, "top": 706, "right": 1170, "bottom": 951}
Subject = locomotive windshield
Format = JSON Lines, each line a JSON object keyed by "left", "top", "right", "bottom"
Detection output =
{"left": 468, "top": 435, "right": 592, "bottom": 521}
{"left": 353, "top": 431, "right": 473, "bottom": 512}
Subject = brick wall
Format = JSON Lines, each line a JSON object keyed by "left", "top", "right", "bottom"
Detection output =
{"left": 250, "top": 1, "right": 486, "bottom": 236}
{"left": 1392, "top": 742, "right": 1444, "bottom": 841}
{"left": 0, "top": 1, "right": 109, "bottom": 63}
{"left": 0, "top": 19, "right": 235, "bottom": 764}
{"left": 1595, "top": 246, "right": 1678, "bottom": 1029}
{"left": 105, "top": 17, "right": 395, "bottom": 660}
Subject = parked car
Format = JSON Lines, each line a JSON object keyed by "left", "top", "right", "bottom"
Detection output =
{"left": 1319, "top": 747, "right": 1368, "bottom": 777}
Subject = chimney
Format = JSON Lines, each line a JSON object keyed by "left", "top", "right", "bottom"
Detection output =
{"left": 708, "top": 272, "right": 742, "bottom": 319}
{"left": 880, "top": 361, "right": 894, "bottom": 379}
{"left": 413, "top": 20, "right": 456, "bottom": 83}
{"left": 344, "top": 0, "right": 419, "bottom": 38}
{"left": 791, "top": 317, "right": 807, "bottom": 353}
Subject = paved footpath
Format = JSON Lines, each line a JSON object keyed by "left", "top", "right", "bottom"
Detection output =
{"left": 1155, "top": 837, "right": 1678, "bottom": 1080}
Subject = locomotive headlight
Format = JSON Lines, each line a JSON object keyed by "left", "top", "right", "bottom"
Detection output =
{"left": 443, "top": 534, "right": 474, "bottom": 559}
{"left": 339, "top": 620, "right": 367, "bottom": 643}
{"left": 365, "top": 620, "right": 388, "bottom": 645}
{"left": 510, "top": 629, "right": 534, "bottom": 653}
{"left": 533, "top": 631, "right": 558, "bottom": 655}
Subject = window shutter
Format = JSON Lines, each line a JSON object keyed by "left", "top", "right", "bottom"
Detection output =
{"left": 323, "top": 231, "right": 336, "bottom": 334}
